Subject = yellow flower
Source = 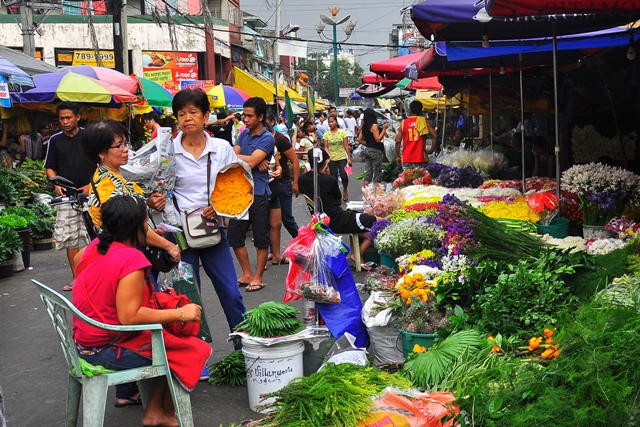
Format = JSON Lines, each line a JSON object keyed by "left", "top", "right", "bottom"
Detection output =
{"left": 211, "top": 166, "right": 253, "bottom": 216}
{"left": 481, "top": 200, "right": 540, "bottom": 223}
{"left": 412, "top": 344, "right": 427, "bottom": 353}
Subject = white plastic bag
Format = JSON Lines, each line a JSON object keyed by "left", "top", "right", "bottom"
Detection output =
{"left": 361, "top": 291, "right": 395, "bottom": 328}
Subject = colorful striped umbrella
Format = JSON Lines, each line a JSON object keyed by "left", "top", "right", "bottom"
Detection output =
{"left": 131, "top": 74, "right": 174, "bottom": 108}
{"left": 207, "top": 84, "right": 250, "bottom": 109}
{"left": 60, "top": 65, "right": 140, "bottom": 94}
{"left": 16, "top": 71, "right": 138, "bottom": 104}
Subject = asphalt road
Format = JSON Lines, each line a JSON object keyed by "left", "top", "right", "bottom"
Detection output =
{"left": 0, "top": 160, "right": 371, "bottom": 427}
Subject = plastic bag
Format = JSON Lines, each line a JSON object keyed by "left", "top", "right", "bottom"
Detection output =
{"left": 357, "top": 390, "right": 459, "bottom": 427}
{"left": 283, "top": 215, "right": 342, "bottom": 304}
{"left": 170, "top": 262, "right": 213, "bottom": 343}
{"left": 345, "top": 164, "right": 353, "bottom": 176}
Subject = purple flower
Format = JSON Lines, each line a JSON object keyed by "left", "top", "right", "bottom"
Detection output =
{"left": 369, "top": 219, "right": 391, "bottom": 240}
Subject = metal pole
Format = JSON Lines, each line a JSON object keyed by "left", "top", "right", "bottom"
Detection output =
{"left": 20, "top": 0, "right": 35, "bottom": 58}
{"left": 519, "top": 53, "right": 526, "bottom": 194}
{"left": 273, "top": 40, "right": 280, "bottom": 118}
{"left": 333, "top": 23, "right": 339, "bottom": 106}
{"left": 489, "top": 68, "right": 494, "bottom": 151}
{"left": 553, "top": 22, "right": 561, "bottom": 200}
{"left": 312, "top": 148, "right": 321, "bottom": 213}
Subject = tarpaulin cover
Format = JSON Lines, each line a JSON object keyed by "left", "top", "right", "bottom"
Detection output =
{"left": 411, "top": 0, "right": 639, "bottom": 42}
{"left": 370, "top": 49, "right": 435, "bottom": 80}
{"left": 487, "top": 0, "right": 640, "bottom": 17}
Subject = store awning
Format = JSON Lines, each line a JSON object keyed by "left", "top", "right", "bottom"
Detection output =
{"left": 233, "top": 66, "right": 305, "bottom": 104}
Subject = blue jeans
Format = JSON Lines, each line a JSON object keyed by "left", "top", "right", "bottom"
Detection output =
{"left": 279, "top": 179, "right": 299, "bottom": 238}
{"left": 170, "top": 230, "right": 246, "bottom": 334}
{"left": 81, "top": 346, "right": 150, "bottom": 399}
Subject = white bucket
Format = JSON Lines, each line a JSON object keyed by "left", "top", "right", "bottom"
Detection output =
{"left": 242, "top": 338, "right": 304, "bottom": 413}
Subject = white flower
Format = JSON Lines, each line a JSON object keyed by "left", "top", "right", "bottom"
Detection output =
{"left": 539, "top": 235, "right": 587, "bottom": 253}
{"left": 586, "top": 238, "right": 627, "bottom": 255}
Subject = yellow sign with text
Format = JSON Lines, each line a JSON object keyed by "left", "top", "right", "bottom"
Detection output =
{"left": 72, "top": 50, "right": 115, "bottom": 67}
{"left": 143, "top": 69, "right": 173, "bottom": 84}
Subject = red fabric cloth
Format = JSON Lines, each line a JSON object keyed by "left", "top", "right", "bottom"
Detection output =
{"left": 401, "top": 117, "right": 427, "bottom": 163}
{"left": 72, "top": 240, "right": 211, "bottom": 390}
{"left": 73, "top": 241, "right": 151, "bottom": 347}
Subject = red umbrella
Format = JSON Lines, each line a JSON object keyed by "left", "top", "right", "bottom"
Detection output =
{"left": 369, "top": 49, "right": 435, "bottom": 80}
{"left": 486, "top": 0, "right": 640, "bottom": 16}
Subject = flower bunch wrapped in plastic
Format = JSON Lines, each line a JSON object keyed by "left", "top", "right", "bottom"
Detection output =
{"left": 362, "top": 265, "right": 400, "bottom": 293}
{"left": 561, "top": 162, "right": 640, "bottom": 226}
{"left": 425, "top": 163, "right": 485, "bottom": 188}
{"left": 426, "top": 196, "right": 481, "bottom": 256}
{"left": 374, "top": 217, "right": 443, "bottom": 259}
{"left": 439, "top": 149, "right": 508, "bottom": 179}
{"left": 363, "top": 184, "right": 404, "bottom": 217}
{"left": 397, "top": 249, "right": 439, "bottom": 274}
{"left": 605, "top": 216, "right": 640, "bottom": 240}
{"left": 481, "top": 199, "right": 540, "bottom": 223}
{"left": 392, "top": 168, "right": 431, "bottom": 188}
{"left": 526, "top": 191, "right": 559, "bottom": 225}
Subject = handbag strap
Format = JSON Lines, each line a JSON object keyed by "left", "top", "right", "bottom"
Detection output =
{"left": 172, "top": 152, "right": 211, "bottom": 214}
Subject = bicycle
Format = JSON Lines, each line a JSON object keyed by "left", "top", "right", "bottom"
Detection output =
{"left": 48, "top": 176, "right": 98, "bottom": 241}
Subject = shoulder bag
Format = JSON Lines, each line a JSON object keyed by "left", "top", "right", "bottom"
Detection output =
{"left": 173, "top": 153, "right": 221, "bottom": 249}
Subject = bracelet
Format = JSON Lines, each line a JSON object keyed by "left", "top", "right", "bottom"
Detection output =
{"left": 178, "top": 307, "right": 185, "bottom": 324}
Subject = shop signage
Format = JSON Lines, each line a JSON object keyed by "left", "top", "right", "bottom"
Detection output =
{"left": 142, "top": 51, "right": 199, "bottom": 89}
{"left": 55, "top": 48, "right": 116, "bottom": 68}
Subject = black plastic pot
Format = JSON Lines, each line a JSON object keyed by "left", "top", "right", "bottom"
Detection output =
{"left": 0, "top": 259, "right": 13, "bottom": 278}
{"left": 15, "top": 228, "right": 31, "bottom": 268}
{"left": 33, "top": 231, "right": 54, "bottom": 251}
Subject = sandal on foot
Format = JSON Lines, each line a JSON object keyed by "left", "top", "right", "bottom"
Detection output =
{"left": 271, "top": 257, "right": 290, "bottom": 265}
{"left": 245, "top": 283, "right": 266, "bottom": 292}
{"left": 62, "top": 282, "right": 75, "bottom": 292}
{"left": 114, "top": 396, "right": 142, "bottom": 408}
{"left": 238, "top": 281, "right": 250, "bottom": 287}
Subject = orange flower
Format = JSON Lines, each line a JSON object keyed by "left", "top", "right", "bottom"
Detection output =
{"left": 543, "top": 328, "right": 555, "bottom": 338}
{"left": 545, "top": 337, "right": 554, "bottom": 345}
{"left": 211, "top": 166, "right": 253, "bottom": 216}
{"left": 412, "top": 344, "right": 427, "bottom": 353}
{"left": 528, "top": 337, "right": 542, "bottom": 352}
{"left": 491, "top": 345, "right": 501, "bottom": 353}
{"left": 540, "top": 348, "right": 555, "bottom": 359}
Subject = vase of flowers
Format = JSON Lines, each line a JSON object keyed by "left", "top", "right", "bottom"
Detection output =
{"left": 561, "top": 163, "right": 640, "bottom": 234}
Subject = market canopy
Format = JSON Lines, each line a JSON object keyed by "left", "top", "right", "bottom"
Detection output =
{"left": 233, "top": 66, "right": 305, "bottom": 105}
{"left": 369, "top": 49, "right": 434, "bottom": 80}
{"left": 410, "top": 0, "right": 640, "bottom": 41}
{"left": 0, "top": 45, "right": 58, "bottom": 90}
{"left": 486, "top": 0, "right": 640, "bottom": 16}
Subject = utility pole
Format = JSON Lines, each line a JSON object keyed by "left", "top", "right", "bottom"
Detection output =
{"left": 110, "top": 0, "right": 128, "bottom": 73}
{"left": 273, "top": 0, "right": 281, "bottom": 110}
{"left": 19, "top": 0, "right": 36, "bottom": 57}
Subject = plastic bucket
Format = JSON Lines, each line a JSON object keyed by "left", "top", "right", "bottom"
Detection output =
{"left": 378, "top": 251, "right": 399, "bottom": 273}
{"left": 242, "top": 338, "right": 304, "bottom": 413}
{"left": 536, "top": 217, "right": 569, "bottom": 239}
{"left": 398, "top": 329, "right": 438, "bottom": 358}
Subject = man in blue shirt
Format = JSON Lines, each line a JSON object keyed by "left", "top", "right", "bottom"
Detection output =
{"left": 227, "top": 97, "right": 275, "bottom": 292}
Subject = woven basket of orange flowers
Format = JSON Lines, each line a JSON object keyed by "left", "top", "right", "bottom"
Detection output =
{"left": 210, "top": 161, "right": 254, "bottom": 219}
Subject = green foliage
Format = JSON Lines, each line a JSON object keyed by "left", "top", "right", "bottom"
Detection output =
{"left": 19, "top": 158, "right": 44, "bottom": 171}
{"left": 207, "top": 350, "right": 246, "bottom": 386}
{"left": 256, "top": 363, "right": 412, "bottom": 426}
{"left": 0, "top": 213, "right": 28, "bottom": 229}
{"left": 472, "top": 249, "right": 584, "bottom": 338}
{"left": 26, "top": 202, "right": 55, "bottom": 219}
{"left": 380, "top": 161, "right": 403, "bottom": 184}
{"left": 401, "top": 329, "right": 484, "bottom": 389}
{"left": 0, "top": 173, "right": 20, "bottom": 205}
{"left": 0, "top": 224, "right": 23, "bottom": 260}
{"left": 298, "top": 52, "right": 364, "bottom": 101}
{"left": 0, "top": 167, "right": 49, "bottom": 202}
{"left": 234, "top": 301, "right": 304, "bottom": 338}
{"left": 29, "top": 217, "right": 54, "bottom": 239}
{"left": 1, "top": 205, "right": 37, "bottom": 221}
{"left": 565, "top": 245, "right": 630, "bottom": 299}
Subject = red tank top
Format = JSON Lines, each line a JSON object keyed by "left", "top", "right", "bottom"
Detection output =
{"left": 401, "top": 116, "right": 427, "bottom": 163}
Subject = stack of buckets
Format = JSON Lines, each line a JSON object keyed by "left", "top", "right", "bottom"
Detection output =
{"left": 242, "top": 337, "right": 305, "bottom": 413}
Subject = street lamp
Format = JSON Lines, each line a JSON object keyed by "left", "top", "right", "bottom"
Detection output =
{"left": 316, "top": 7, "right": 356, "bottom": 106}
{"left": 272, "top": 23, "right": 300, "bottom": 117}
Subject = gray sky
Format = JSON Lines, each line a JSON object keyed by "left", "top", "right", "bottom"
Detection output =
{"left": 239, "top": 0, "right": 409, "bottom": 69}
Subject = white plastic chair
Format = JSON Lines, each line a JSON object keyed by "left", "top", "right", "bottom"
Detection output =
{"left": 32, "top": 279, "right": 194, "bottom": 427}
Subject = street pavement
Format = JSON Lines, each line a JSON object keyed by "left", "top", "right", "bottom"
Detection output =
{"left": 0, "top": 160, "right": 371, "bottom": 427}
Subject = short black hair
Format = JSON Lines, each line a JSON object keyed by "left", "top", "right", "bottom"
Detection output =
{"left": 307, "top": 147, "right": 330, "bottom": 167}
{"left": 37, "top": 124, "right": 49, "bottom": 133}
{"left": 144, "top": 111, "right": 161, "bottom": 123}
{"left": 410, "top": 100, "right": 423, "bottom": 115}
{"left": 266, "top": 111, "right": 277, "bottom": 124}
{"left": 234, "top": 113, "right": 242, "bottom": 120}
{"left": 98, "top": 195, "right": 148, "bottom": 255}
{"left": 81, "top": 119, "right": 130, "bottom": 164}
{"left": 328, "top": 106, "right": 337, "bottom": 112}
{"left": 172, "top": 89, "right": 210, "bottom": 115}
{"left": 57, "top": 101, "right": 80, "bottom": 116}
{"left": 243, "top": 97, "right": 267, "bottom": 123}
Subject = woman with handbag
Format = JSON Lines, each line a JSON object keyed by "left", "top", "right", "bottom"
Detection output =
{"left": 73, "top": 195, "right": 211, "bottom": 426}
{"left": 81, "top": 119, "right": 181, "bottom": 271}
{"left": 147, "top": 89, "right": 246, "bottom": 353}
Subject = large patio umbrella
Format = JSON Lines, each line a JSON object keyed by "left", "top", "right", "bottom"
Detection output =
{"left": 13, "top": 71, "right": 139, "bottom": 104}
{"left": 60, "top": 65, "right": 140, "bottom": 95}
{"left": 131, "top": 74, "right": 174, "bottom": 108}
{"left": 207, "top": 84, "right": 250, "bottom": 110}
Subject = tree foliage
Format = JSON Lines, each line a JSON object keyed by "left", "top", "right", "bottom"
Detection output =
{"left": 298, "top": 52, "right": 364, "bottom": 102}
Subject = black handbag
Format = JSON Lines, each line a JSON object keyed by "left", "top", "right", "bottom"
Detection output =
{"left": 139, "top": 245, "right": 176, "bottom": 273}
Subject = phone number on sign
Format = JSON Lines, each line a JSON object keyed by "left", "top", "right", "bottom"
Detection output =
{"left": 75, "top": 52, "right": 115, "bottom": 61}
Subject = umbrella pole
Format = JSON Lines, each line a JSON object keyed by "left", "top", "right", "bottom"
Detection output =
{"left": 312, "top": 147, "right": 321, "bottom": 213}
{"left": 519, "top": 53, "right": 526, "bottom": 194}
{"left": 553, "top": 22, "right": 561, "bottom": 200}
{"left": 489, "top": 68, "right": 494, "bottom": 151}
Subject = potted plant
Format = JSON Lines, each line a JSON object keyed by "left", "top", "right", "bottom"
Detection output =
{"left": 374, "top": 218, "right": 443, "bottom": 271}
{"left": 561, "top": 163, "right": 640, "bottom": 238}
{"left": 0, "top": 224, "right": 23, "bottom": 278}
{"left": 0, "top": 213, "right": 30, "bottom": 268}
{"left": 30, "top": 218, "right": 55, "bottom": 250}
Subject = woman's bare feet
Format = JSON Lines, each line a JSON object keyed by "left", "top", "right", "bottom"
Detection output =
{"left": 142, "top": 411, "right": 179, "bottom": 427}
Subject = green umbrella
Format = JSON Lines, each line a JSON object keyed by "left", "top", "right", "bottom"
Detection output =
{"left": 133, "top": 75, "right": 174, "bottom": 108}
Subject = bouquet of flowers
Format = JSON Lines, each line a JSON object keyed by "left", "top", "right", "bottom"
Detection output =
{"left": 439, "top": 149, "right": 508, "bottom": 179}
{"left": 392, "top": 168, "right": 431, "bottom": 188}
{"left": 425, "top": 163, "right": 485, "bottom": 188}
{"left": 605, "top": 216, "right": 640, "bottom": 240}
{"left": 390, "top": 272, "right": 450, "bottom": 334}
{"left": 363, "top": 184, "right": 404, "bottom": 217}
{"left": 527, "top": 191, "right": 559, "bottom": 225}
{"left": 374, "top": 218, "right": 443, "bottom": 259}
{"left": 396, "top": 249, "right": 440, "bottom": 274}
{"left": 561, "top": 163, "right": 640, "bottom": 226}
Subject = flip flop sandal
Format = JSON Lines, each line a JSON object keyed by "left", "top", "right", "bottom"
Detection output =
{"left": 271, "top": 257, "right": 290, "bottom": 265}
{"left": 114, "top": 396, "right": 142, "bottom": 408}
{"left": 245, "top": 283, "right": 266, "bottom": 292}
{"left": 238, "top": 281, "right": 250, "bottom": 287}
{"left": 62, "top": 282, "right": 75, "bottom": 292}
